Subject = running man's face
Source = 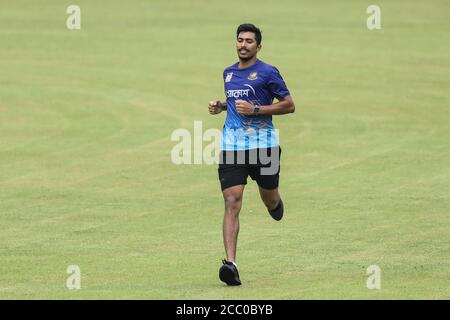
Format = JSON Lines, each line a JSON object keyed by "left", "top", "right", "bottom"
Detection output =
{"left": 236, "top": 32, "right": 260, "bottom": 61}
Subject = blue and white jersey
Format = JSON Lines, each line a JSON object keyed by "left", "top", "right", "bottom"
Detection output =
{"left": 222, "top": 59, "right": 290, "bottom": 151}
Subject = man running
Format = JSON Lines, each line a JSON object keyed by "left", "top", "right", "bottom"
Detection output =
{"left": 208, "top": 23, "right": 296, "bottom": 286}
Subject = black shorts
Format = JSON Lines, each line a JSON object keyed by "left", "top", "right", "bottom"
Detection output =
{"left": 218, "top": 147, "right": 281, "bottom": 191}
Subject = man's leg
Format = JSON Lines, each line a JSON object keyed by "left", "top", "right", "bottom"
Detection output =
{"left": 253, "top": 146, "right": 283, "bottom": 220}
{"left": 222, "top": 184, "right": 245, "bottom": 263}
{"left": 258, "top": 186, "right": 280, "bottom": 210}
{"left": 258, "top": 186, "right": 284, "bottom": 221}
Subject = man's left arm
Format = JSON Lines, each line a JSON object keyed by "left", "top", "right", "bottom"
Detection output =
{"left": 235, "top": 96, "right": 295, "bottom": 115}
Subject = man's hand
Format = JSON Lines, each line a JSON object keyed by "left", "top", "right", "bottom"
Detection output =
{"left": 235, "top": 99, "right": 255, "bottom": 115}
{"left": 208, "top": 100, "right": 223, "bottom": 115}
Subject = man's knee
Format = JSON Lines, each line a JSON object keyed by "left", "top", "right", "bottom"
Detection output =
{"left": 224, "top": 194, "right": 242, "bottom": 213}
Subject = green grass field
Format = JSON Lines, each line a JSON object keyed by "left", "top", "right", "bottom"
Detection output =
{"left": 1, "top": 0, "right": 449, "bottom": 299}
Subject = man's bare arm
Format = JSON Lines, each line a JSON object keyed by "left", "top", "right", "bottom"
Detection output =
{"left": 208, "top": 100, "right": 227, "bottom": 115}
{"left": 259, "top": 96, "right": 295, "bottom": 115}
{"left": 235, "top": 96, "right": 295, "bottom": 116}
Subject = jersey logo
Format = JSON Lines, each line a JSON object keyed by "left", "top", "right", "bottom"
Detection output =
{"left": 225, "top": 72, "right": 233, "bottom": 82}
{"left": 248, "top": 72, "right": 258, "bottom": 80}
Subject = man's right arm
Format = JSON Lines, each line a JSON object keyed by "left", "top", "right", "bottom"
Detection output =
{"left": 208, "top": 100, "right": 227, "bottom": 115}
{"left": 219, "top": 101, "right": 227, "bottom": 111}
{"left": 209, "top": 71, "right": 228, "bottom": 114}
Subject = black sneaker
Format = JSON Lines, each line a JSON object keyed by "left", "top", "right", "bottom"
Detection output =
{"left": 219, "top": 259, "right": 241, "bottom": 286}
{"left": 268, "top": 199, "right": 284, "bottom": 221}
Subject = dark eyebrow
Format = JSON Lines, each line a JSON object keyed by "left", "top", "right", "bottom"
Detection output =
{"left": 238, "top": 37, "right": 254, "bottom": 41}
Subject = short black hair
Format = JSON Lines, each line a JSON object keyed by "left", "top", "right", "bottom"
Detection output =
{"left": 236, "top": 23, "right": 262, "bottom": 45}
